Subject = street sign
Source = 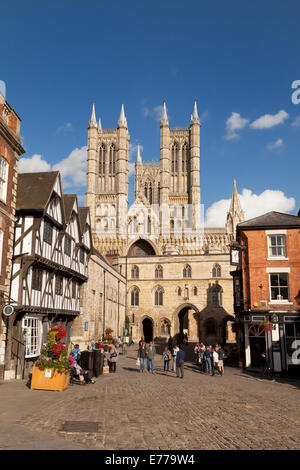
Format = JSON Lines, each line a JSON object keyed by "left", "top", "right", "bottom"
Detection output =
{"left": 3, "top": 304, "right": 14, "bottom": 317}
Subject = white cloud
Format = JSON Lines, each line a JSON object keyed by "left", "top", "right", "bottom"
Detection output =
{"left": 267, "top": 138, "right": 284, "bottom": 151}
{"left": 53, "top": 146, "right": 87, "bottom": 188}
{"left": 18, "top": 146, "right": 87, "bottom": 189}
{"left": 129, "top": 142, "right": 144, "bottom": 161}
{"left": 250, "top": 110, "right": 289, "bottom": 129}
{"left": 292, "top": 116, "right": 300, "bottom": 127}
{"left": 56, "top": 122, "right": 73, "bottom": 133}
{"left": 205, "top": 188, "right": 295, "bottom": 227}
{"left": 18, "top": 154, "right": 51, "bottom": 173}
{"left": 224, "top": 112, "right": 249, "bottom": 140}
{"left": 143, "top": 105, "right": 164, "bottom": 122}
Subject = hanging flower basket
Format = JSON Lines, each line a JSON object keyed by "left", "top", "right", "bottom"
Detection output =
{"left": 260, "top": 320, "right": 274, "bottom": 332}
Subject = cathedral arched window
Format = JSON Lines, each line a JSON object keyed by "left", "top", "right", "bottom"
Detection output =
{"left": 160, "top": 319, "right": 170, "bottom": 336}
{"left": 193, "top": 287, "right": 198, "bottom": 296}
{"left": 211, "top": 285, "right": 222, "bottom": 307}
{"left": 155, "top": 265, "right": 163, "bottom": 279}
{"left": 144, "top": 184, "right": 148, "bottom": 199}
{"left": 178, "top": 287, "right": 182, "bottom": 296}
{"left": 171, "top": 143, "right": 178, "bottom": 174}
{"left": 109, "top": 144, "right": 116, "bottom": 175}
{"left": 183, "top": 264, "right": 192, "bottom": 278}
{"left": 155, "top": 287, "right": 163, "bottom": 306}
{"left": 149, "top": 184, "right": 152, "bottom": 204}
{"left": 131, "top": 287, "right": 139, "bottom": 306}
{"left": 99, "top": 144, "right": 106, "bottom": 175}
{"left": 212, "top": 264, "right": 222, "bottom": 278}
{"left": 131, "top": 265, "right": 139, "bottom": 279}
{"left": 182, "top": 143, "right": 188, "bottom": 174}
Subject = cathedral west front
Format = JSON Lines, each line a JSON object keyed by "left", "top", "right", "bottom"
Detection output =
{"left": 85, "top": 101, "right": 245, "bottom": 346}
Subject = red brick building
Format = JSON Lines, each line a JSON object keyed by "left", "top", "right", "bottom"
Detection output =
{"left": 0, "top": 91, "right": 25, "bottom": 379}
{"left": 231, "top": 211, "right": 300, "bottom": 377}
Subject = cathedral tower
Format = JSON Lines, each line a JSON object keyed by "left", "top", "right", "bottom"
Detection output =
{"left": 85, "top": 103, "right": 129, "bottom": 255}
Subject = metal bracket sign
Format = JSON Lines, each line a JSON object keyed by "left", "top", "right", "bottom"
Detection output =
{"left": 3, "top": 304, "right": 14, "bottom": 317}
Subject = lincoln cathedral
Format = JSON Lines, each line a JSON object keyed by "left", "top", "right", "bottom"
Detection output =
{"left": 85, "top": 101, "right": 245, "bottom": 346}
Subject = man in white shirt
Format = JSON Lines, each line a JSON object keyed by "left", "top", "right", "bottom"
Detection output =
{"left": 172, "top": 345, "right": 179, "bottom": 372}
{"left": 212, "top": 347, "right": 222, "bottom": 376}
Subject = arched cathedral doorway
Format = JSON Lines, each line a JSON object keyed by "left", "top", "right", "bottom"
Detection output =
{"left": 142, "top": 317, "right": 153, "bottom": 343}
{"left": 175, "top": 304, "right": 199, "bottom": 344}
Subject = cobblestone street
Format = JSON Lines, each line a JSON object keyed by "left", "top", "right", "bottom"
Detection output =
{"left": 0, "top": 345, "right": 299, "bottom": 450}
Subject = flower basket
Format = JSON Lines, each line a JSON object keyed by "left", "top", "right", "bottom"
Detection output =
{"left": 32, "top": 325, "right": 71, "bottom": 391}
{"left": 261, "top": 320, "right": 274, "bottom": 332}
{"left": 31, "top": 365, "right": 70, "bottom": 391}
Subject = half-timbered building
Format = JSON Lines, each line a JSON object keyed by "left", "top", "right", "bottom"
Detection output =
{"left": 6, "top": 171, "right": 91, "bottom": 379}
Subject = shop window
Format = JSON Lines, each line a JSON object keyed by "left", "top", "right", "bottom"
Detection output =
{"left": 23, "top": 316, "right": 42, "bottom": 358}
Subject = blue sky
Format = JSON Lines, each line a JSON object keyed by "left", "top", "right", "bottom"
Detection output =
{"left": 1, "top": 0, "right": 300, "bottom": 224}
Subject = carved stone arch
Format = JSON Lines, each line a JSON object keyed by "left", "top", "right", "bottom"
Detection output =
{"left": 159, "top": 316, "right": 171, "bottom": 336}
{"left": 127, "top": 237, "right": 158, "bottom": 257}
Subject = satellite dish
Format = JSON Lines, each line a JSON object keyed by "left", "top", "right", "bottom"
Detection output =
{"left": 3, "top": 305, "right": 14, "bottom": 317}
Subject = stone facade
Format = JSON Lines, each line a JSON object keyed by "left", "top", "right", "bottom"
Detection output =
{"left": 86, "top": 101, "right": 245, "bottom": 345}
{"left": 0, "top": 91, "right": 24, "bottom": 380}
{"left": 72, "top": 249, "right": 126, "bottom": 349}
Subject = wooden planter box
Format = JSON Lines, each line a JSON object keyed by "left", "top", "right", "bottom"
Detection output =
{"left": 31, "top": 365, "right": 70, "bottom": 391}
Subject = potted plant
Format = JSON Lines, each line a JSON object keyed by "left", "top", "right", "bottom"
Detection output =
{"left": 31, "top": 325, "right": 71, "bottom": 391}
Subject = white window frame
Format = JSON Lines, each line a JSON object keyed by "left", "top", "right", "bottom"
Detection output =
{"left": 22, "top": 316, "right": 42, "bottom": 358}
{"left": 0, "top": 156, "right": 9, "bottom": 204}
{"left": 266, "top": 230, "right": 288, "bottom": 260}
{"left": 0, "top": 229, "right": 3, "bottom": 275}
{"left": 268, "top": 271, "right": 291, "bottom": 304}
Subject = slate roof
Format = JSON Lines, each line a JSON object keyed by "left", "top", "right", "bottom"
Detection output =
{"left": 78, "top": 207, "right": 89, "bottom": 233}
{"left": 237, "top": 211, "right": 300, "bottom": 231}
{"left": 16, "top": 171, "right": 59, "bottom": 212}
{"left": 62, "top": 194, "right": 77, "bottom": 223}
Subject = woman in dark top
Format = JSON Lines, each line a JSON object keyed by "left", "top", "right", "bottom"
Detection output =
{"left": 138, "top": 341, "right": 147, "bottom": 372}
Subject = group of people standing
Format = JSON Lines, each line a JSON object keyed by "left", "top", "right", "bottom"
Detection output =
{"left": 194, "top": 343, "right": 225, "bottom": 376}
{"left": 137, "top": 337, "right": 186, "bottom": 379}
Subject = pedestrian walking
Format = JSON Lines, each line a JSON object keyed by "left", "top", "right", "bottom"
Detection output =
{"left": 138, "top": 341, "right": 147, "bottom": 372}
{"left": 176, "top": 345, "right": 186, "bottom": 379}
{"left": 146, "top": 341, "right": 155, "bottom": 373}
{"left": 108, "top": 344, "right": 118, "bottom": 373}
{"left": 262, "top": 352, "right": 272, "bottom": 376}
{"left": 163, "top": 346, "right": 172, "bottom": 372}
{"left": 172, "top": 344, "right": 179, "bottom": 372}
{"left": 216, "top": 344, "right": 225, "bottom": 375}
{"left": 204, "top": 345, "right": 213, "bottom": 375}
{"left": 197, "top": 343, "right": 205, "bottom": 371}
{"left": 212, "top": 347, "right": 222, "bottom": 376}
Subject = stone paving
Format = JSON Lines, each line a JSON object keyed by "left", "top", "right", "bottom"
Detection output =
{"left": 0, "top": 345, "right": 299, "bottom": 450}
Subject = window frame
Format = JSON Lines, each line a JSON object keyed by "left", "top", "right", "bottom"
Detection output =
{"left": 43, "top": 220, "right": 53, "bottom": 245}
{"left": 32, "top": 266, "right": 43, "bottom": 291}
{"left": 22, "top": 316, "right": 42, "bottom": 358}
{"left": 268, "top": 234, "right": 287, "bottom": 259}
{"left": 0, "top": 156, "right": 9, "bottom": 204}
{"left": 269, "top": 272, "right": 290, "bottom": 302}
{"left": 155, "top": 287, "right": 163, "bottom": 306}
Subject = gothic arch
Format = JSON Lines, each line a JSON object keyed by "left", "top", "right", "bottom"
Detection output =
{"left": 127, "top": 238, "right": 158, "bottom": 256}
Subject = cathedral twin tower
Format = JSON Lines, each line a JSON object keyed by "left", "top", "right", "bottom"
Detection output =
{"left": 85, "top": 101, "right": 243, "bottom": 257}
